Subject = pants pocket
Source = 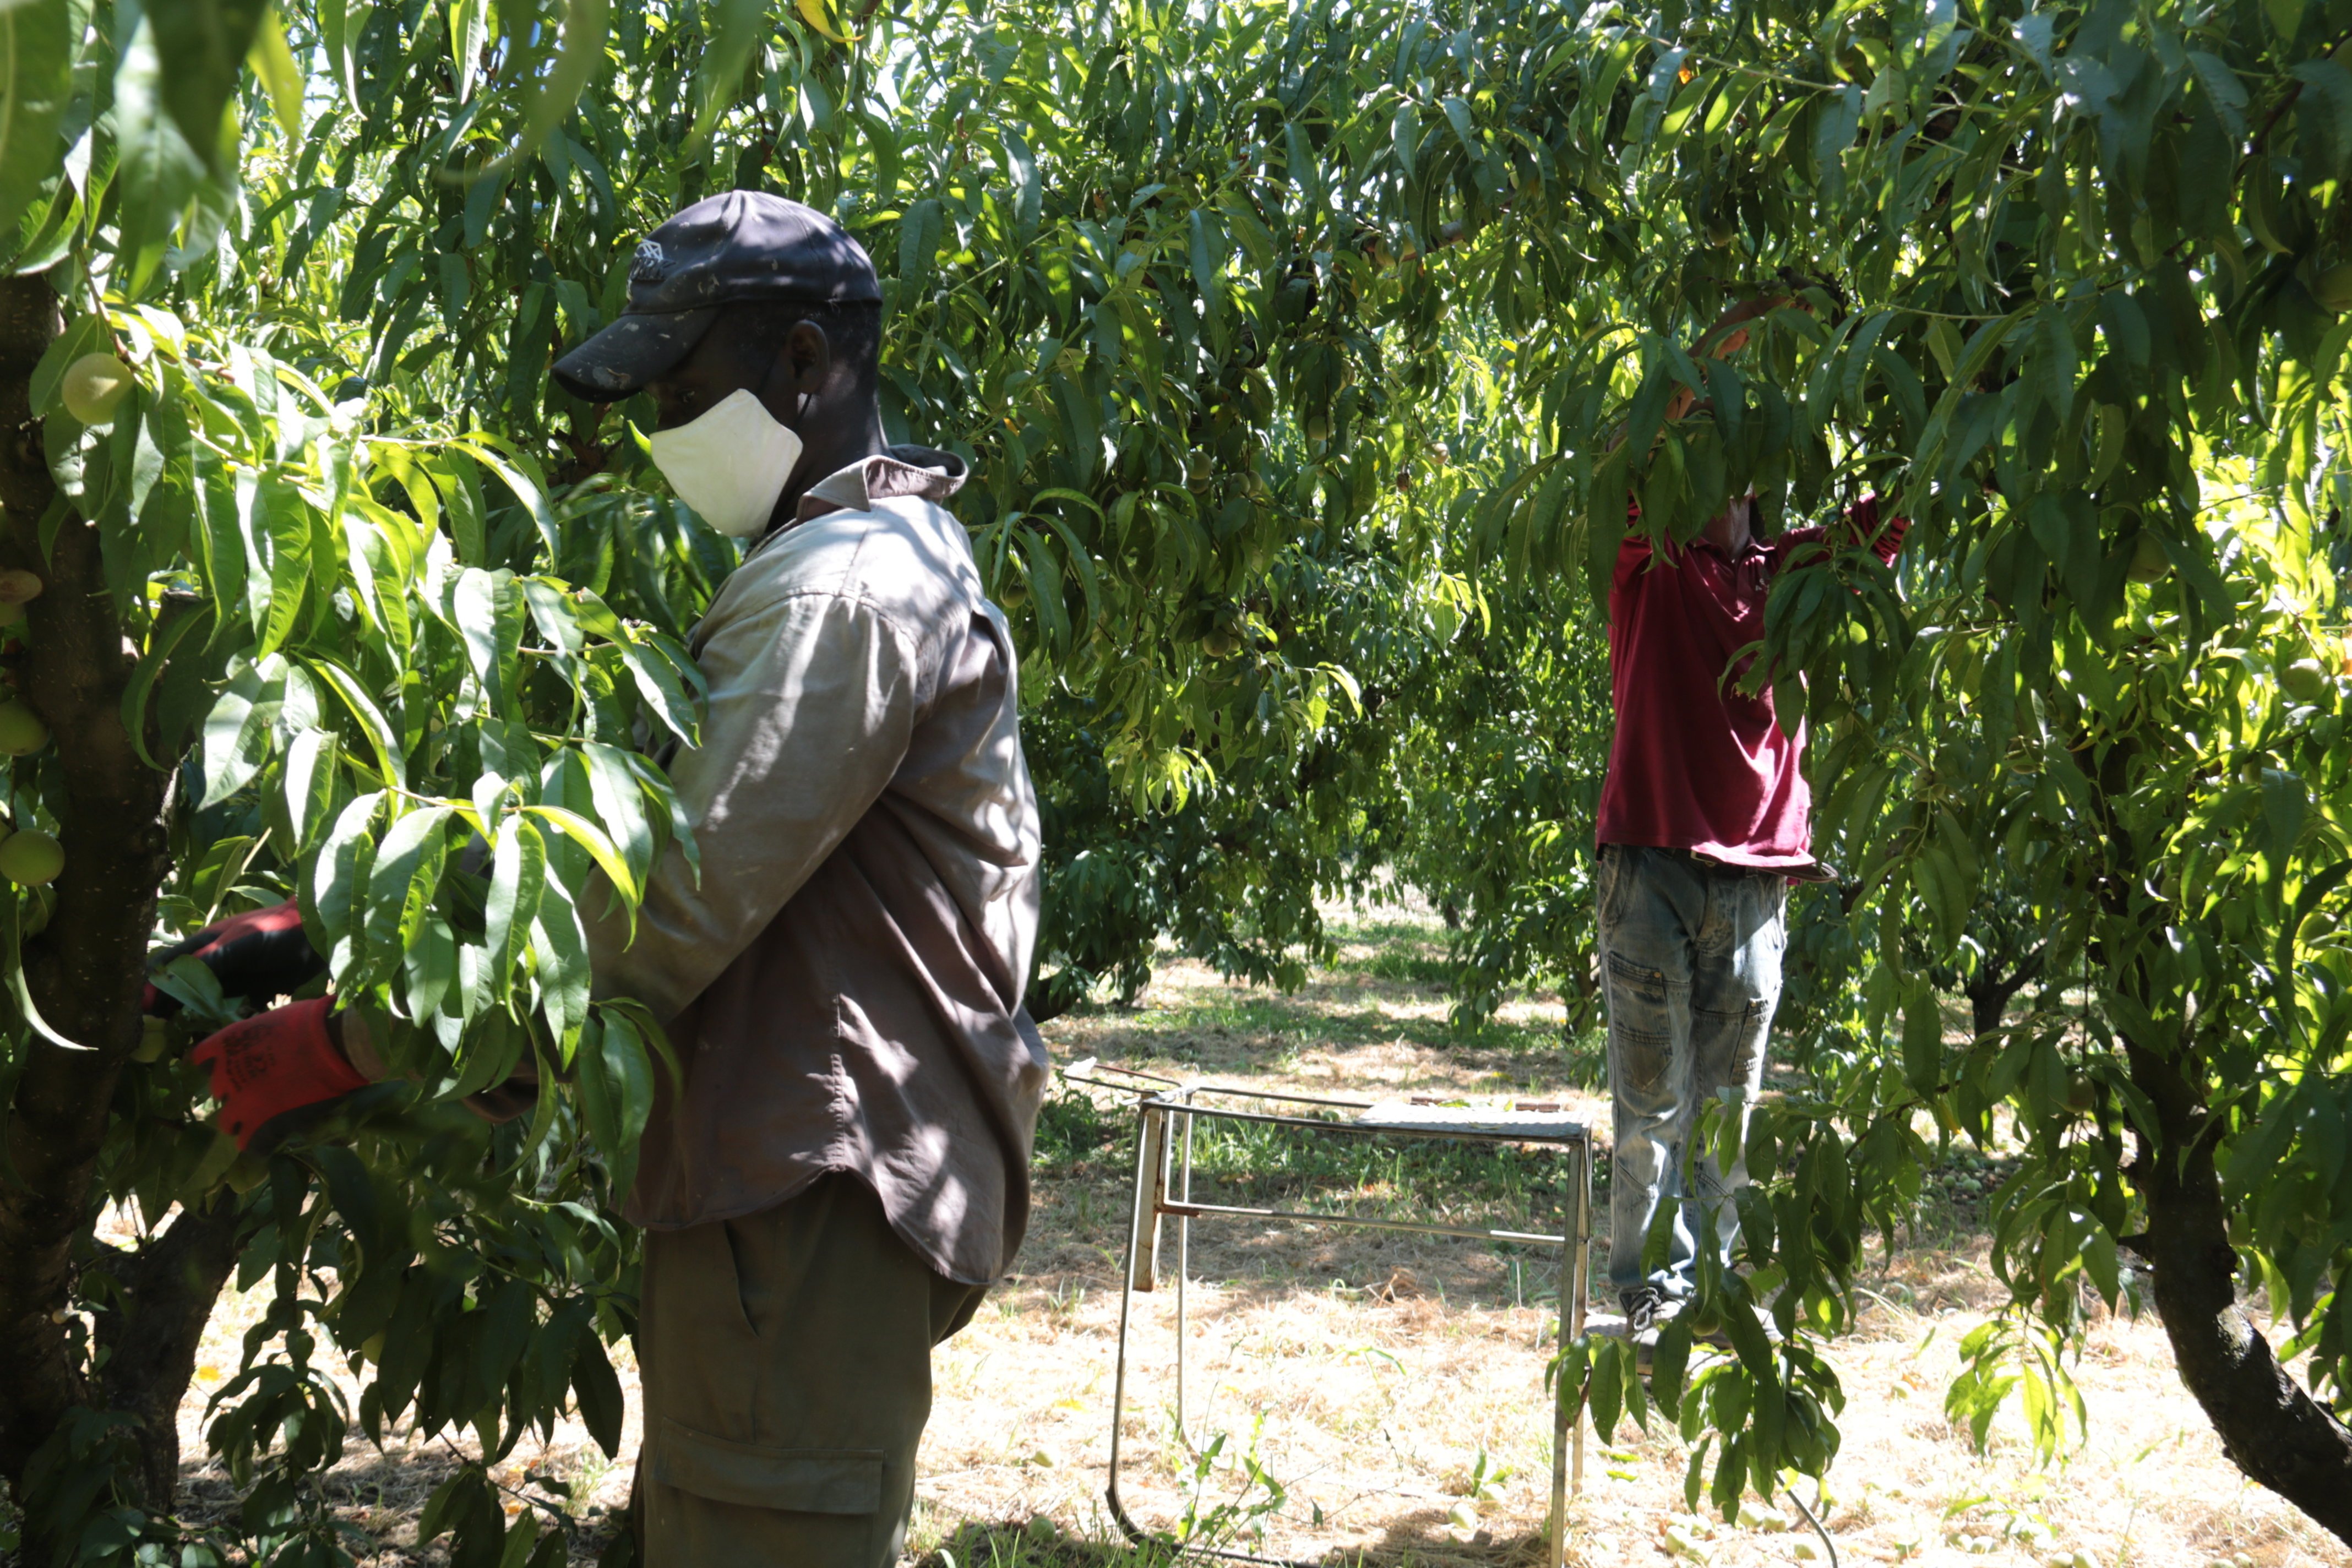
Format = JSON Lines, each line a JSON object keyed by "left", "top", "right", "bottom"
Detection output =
{"left": 649, "top": 1419, "right": 885, "bottom": 1513}
{"left": 1611, "top": 1023, "right": 1673, "bottom": 1097}
{"left": 1604, "top": 951, "right": 1674, "bottom": 1098}
{"left": 1594, "top": 846, "right": 1621, "bottom": 926}
{"left": 1691, "top": 1000, "right": 1771, "bottom": 1102}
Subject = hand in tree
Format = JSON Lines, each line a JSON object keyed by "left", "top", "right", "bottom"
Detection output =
{"left": 141, "top": 900, "right": 325, "bottom": 1015}
{"left": 187, "top": 998, "right": 371, "bottom": 1151}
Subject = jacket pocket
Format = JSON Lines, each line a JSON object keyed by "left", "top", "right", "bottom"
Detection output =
{"left": 650, "top": 1418, "right": 884, "bottom": 1514}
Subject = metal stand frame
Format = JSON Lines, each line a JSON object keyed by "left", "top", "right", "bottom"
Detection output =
{"left": 1074, "top": 1062, "right": 1592, "bottom": 1568}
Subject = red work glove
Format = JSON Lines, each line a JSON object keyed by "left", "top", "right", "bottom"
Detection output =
{"left": 143, "top": 900, "right": 325, "bottom": 1015}
{"left": 189, "top": 997, "right": 369, "bottom": 1150}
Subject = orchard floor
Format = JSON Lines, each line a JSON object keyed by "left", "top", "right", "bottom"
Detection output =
{"left": 166, "top": 908, "right": 2338, "bottom": 1567}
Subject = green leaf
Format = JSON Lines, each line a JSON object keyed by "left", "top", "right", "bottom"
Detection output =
{"left": 362, "top": 805, "right": 453, "bottom": 976}
{"left": 312, "top": 791, "right": 387, "bottom": 983}
{"left": 1004, "top": 127, "right": 1041, "bottom": 238}
{"left": 576, "top": 746, "right": 661, "bottom": 871}
{"left": 304, "top": 656, "right": 405, "bottom": 787}
{"left": 145, "top": 0, "right": 269, "bottom": 175}
{"left": 111, "top": 16, "right": 208, "bottom": 293}
{"left": 453, "top": 438, "right": 559, "bottom": 562}
{"left": 570, "top": 1331, "right": 625, "bottom": 1457}
{"left": 525, "top": 801, "right": 639, "bottom": 906}
{"left": 121, "top": 603, "right": 213, "bottom": 771}
{"left": 1902, "top": 973, "right": 1942, "bottom": 1101}
{"left": 0, "top": 0, "right": 74, "bottom": 244}
{"left": 484, "top": 816, "right": 548, "bottom": 1000}
{"left": 0, "top": 886, "right": 84, "bottom": 1050}
{"left": 530, "top": 873, "right": 590, "bottom": 1046}
{"left": 448, "top": 0, "right": 488, "bottom": 101}
{"left": 684, "top": 0, "right": 766, "bottom": 155}
{"left": 2037, "top": 307, "right": 2077, "bottom": 425}
{"left": 578, "top": 1009, "right": 655, "bottom": 1214}
{"left": 2262, "top": 767, "right": 2307, "bottom": 873}
{"left": 458, "top": 0, "right": 610, "bottom": 179}
{"left": 897, "top": 198, "right": 943, "bottom": 304}
{"left": 199, "top": 663, "right": 279, "bottom": 808}
{"left": 615, "top": 639, "right": 700, "bottom": 747}
{"left": 453, "top": 565, "right": 505, "bottom": 701}
{"left": 257, "top": 488, "right": 314, "bottom": 657}
{"left": 280, "top": 727, "right": 338, "bottom": 852}
{"left": 405, "top": 911, "right": 458, "bottom": 1023}
{"left": 248, "top": 8, "right": 304, "bottom": 141}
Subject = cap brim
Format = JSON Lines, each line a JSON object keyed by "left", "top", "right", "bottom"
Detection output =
{"left": 550, "top": 307, "right": 720, "bottom": 402}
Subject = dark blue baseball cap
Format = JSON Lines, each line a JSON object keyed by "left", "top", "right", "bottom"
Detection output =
{"left": 552, "top": 191, "right": 881, "bottom": 402}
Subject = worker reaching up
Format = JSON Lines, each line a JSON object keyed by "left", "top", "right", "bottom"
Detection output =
{"left": 1597, "top": 304, "right": 1905, "bottom": 1341}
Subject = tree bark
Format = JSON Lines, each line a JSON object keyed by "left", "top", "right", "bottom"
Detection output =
{"left": 2127, "top": 1035, "right": 2352, "bottom": 1543}
{"left": 0, "top": 273, "right": 190, "bottom": 1526}
{"left": 1963, "top": 942, "right": 2041, "bottom": 1041}
{"left": 92, "top": 1197, "right": 242, "bottom": 1505}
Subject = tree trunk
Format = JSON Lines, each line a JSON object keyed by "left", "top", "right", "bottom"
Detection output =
{"left": 2127, "top": 1035, "right": 2352, "bottom": 1543}
{"left": 92, "top": 1198, "right": 242, "bottom": 1505}
{"left": 1963, "top": 943, "right": 2043, "bottom": 1041}
{"left": 0, "top": 273, "right": 194, "bottom": 1532}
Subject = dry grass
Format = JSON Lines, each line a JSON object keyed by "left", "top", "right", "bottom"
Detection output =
{"left": 159, "top": 910, "right": 2339, "bottom": 1567}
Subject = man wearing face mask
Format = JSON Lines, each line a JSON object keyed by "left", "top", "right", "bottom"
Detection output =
{"left": 173, "top": 191, "right": 1049, "bottom": 1566}
{"left": 552, "top": 191, "right": 1051, "bottom": 1565}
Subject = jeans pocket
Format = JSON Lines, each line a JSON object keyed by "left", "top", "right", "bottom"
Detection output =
{"left": 1692, "top": 999, "right": 1771, "bottom": 1100}
{"left": 1597, "top": 845, "right": 1639, "bottom": 928}
{"left": 1604, "top": 950, "right": 1674, "bottom": 1097}
{"left": 1611, "top": 1023, "right": 1673, "bottom": 1098}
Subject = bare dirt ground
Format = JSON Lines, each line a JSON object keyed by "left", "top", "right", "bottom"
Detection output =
{"left": 166, "top": 911, "right": 2340, "bottom": 1567}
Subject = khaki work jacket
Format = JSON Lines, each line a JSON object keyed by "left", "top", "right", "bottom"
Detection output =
{"left": 585, "top": 447, "right": 1048, "bottom": 1285}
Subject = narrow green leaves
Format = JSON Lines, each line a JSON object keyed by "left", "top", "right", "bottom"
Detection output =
{"left": 455, "top": 0, "right": 611, "bottom": 180}
{"left": 684, "top": 0, "right": 767, "bottom": 155}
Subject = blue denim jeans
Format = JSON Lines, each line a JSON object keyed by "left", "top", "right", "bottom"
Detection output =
{"left": 1596, "top": 845, "right": 1786, "bottom": 1302}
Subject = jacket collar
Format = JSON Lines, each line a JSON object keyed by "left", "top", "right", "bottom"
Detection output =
{"left": 790, "top": 445, "right": 969, "bottom": 525}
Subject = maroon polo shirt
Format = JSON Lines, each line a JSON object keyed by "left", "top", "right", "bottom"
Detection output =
{"left": 1596, "top": 497, "right": 1904, "bottom": 871}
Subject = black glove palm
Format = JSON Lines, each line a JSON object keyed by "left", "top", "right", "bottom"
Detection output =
{"left": 143, "top": 900, "right": 327, "bottom": 1015}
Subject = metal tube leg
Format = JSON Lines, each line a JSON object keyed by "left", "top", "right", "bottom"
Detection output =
{"left": 1106, "top": 1104, "right": 1162, "bottom": 1548}
{"left": 1572, "top": 1137, "right": 1592, "bottom": 1493}
{"left": 1177, "top": 1106, "right": 1194, "bottom": 1448}
{"left": 1552, "top": 1213, "right": 1573, "bottom": 1568}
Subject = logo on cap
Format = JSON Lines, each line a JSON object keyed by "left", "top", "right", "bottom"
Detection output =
{"left": 630, "top": 241, "right": 667, "bottom": 284}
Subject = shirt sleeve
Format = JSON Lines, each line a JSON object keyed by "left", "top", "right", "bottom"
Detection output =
{"left": 582, "top": 586, "right": 922, "bottom": 1022}
{"left": 1843, "top": 492, "right": 1908, "bottom": 562}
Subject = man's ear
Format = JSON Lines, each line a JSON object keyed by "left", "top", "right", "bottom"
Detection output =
{"left": 783, "top": 319, "right": 832, "bottom": 400}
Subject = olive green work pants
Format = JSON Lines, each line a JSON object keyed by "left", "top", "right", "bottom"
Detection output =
{"left": 635, "top": 1173, "right": 989, "bottom": 1567}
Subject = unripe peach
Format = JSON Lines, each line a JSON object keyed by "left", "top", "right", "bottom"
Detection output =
{"left": 61, "top": 353, "right": 134, "bottom": 425}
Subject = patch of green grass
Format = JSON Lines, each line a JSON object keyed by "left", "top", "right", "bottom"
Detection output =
{"left": 1099, "top": 989, "right": 1574, "bottom": 1068}
{"left": 1034, "top": 1087, "right": 1121, "bottom": 1173}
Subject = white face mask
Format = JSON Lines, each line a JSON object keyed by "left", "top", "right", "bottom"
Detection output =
{"left": 647, "top": 388, "right": 804, "bottom": 538}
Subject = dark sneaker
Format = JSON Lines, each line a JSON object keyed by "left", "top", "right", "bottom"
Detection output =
{"left": 1619, "top": 1285, "right": 1680, "bottom": 1334}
